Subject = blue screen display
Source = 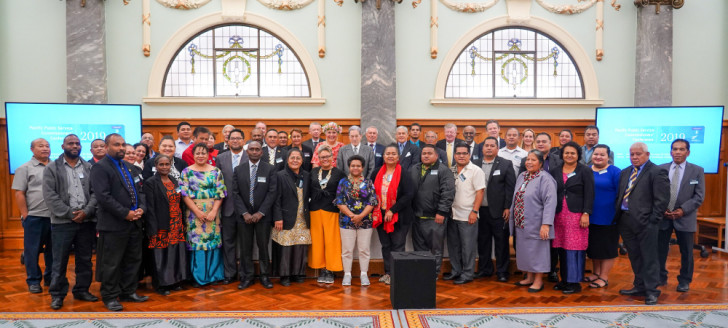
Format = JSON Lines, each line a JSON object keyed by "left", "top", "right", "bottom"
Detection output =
{"left": 596, "top": 106, "right": 724, "bottom": 174}
{"left": 5, "top": 102, "right": 142, "bottom": 174}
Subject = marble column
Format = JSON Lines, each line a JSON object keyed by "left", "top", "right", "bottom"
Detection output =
{"left": 634, "top": 6, "right": 672, "bottom": 107}
{"left": 360, "top": 0, "right": 396, "bottom": 144}
{"left": 67, "top": 0, "right": 107, "bottom": 103}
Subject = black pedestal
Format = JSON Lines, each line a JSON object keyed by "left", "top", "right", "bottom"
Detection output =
{"left": 390, "top": 251, "right": 436, "bottom": 309}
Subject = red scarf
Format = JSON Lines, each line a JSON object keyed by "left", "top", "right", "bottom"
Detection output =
{"left": 372, "top": 164, "right": 401, "bottom": 233}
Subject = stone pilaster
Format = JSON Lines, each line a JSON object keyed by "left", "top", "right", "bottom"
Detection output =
{"left": 634, "top": 6, "right": 672, "bottom": 106}
{"left": 67, "top": 0, "right": 107, "bottom": 103}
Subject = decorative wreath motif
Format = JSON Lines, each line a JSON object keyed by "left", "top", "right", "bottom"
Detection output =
{"left": 155, "top": 0, "right": 212, "bottom": 10}
{"left": 534, "top": 0, "right": 597, "bottom": 15}
{"left": 413, "top": 0, "right": 498, "bottom": 12}
{"left": 256, "top": 0, "right": 315, "bottom": 10}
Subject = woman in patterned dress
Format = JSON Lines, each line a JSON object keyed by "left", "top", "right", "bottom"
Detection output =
{"left": 311, "top": 122, "right": 344, "bottom": 168}
{"left": 143, "top": 155, "right": 189, "bottom": 295}
{"left": 271, "top": 148, "right": 312, "bottom": 286}
{"left": 179, "top": 143, "right": 227, "bottom": 286}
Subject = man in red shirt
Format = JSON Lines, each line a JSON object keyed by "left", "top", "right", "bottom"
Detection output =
{"left": 182, "top": 126, "right": 216, "bottom": 166}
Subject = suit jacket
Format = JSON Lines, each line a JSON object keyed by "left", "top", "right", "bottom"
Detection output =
{"left": 232, "top": 160, "right": 277, "bottom": 219}
{"left": 549, "top": 163, "right": 595, "bottom": 215}
{"left": 614, "top": 161, "right": 670, "bottom": 226}
{"left": 213, "top": 141, "right": 229, "bottom": 154}
{"left": 216, "top": 150, "right": 249, "bottom": 217}
{"left": 398, "top": 142, "right": 421, "bottom": 172}
{"left": 337, "top": 143, "right": 375, "bottom": 179}
{"left": 497, "top": 138, "right": 506, "bottom": 149}
{"left": 519, "top": 153, "right": 562, "bottom": 176}
{"left": 273, "top": 169, "right": 311, "bottom": 230}
{"left": 285, "top": 144, "right": 313, "bottom": 173}
{"left": 302, "top": 138, "right": 323, "bottom": 154}
{"left": 471, "top": 156, "right": 516, "bottom": 218}
{"left": 90, "top": 156, "right": 147, "bottom": 231}
{"left": 469, "top": 141, "right": 483, "bottom": 164}
{"left": 142, "top": 174, "right": 183, "bottom": 237}
{"left": 365, "top": 142, "right": 385, "bottom": 175}
{"left": 436, "top": 138, "right": 464, "bottom": 166}
{"left": 658, "top": 161, "right": 705, "bottom": 232}
{"left": 261, "top": 145, "right": 285, "bottom": 171}
{"left": 142, "top": 156, "right": 188, "bottom": 180}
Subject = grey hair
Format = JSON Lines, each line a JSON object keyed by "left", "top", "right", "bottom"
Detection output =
{"left": 396, "top": 126, "right": 408, "bottom": 133}
{"left": 222, "top": 124, "right": 235, "bottom": 131}
{"left": 366, "top": 126, "right": 378, "bottom": 133}
{"left": 444, "top": 123, "right": 457, "bottom": 131}
{"left": 630, "top": 142, "right": 649, "bottom": 153}
{"left": 317, "top": 144, "right": 333, "bottom": 155}
{"left": 425, "top": 130, "right": 438, "bottom": 138}
{"left": 349, "top": 125, "right": 362, "bottom": 134}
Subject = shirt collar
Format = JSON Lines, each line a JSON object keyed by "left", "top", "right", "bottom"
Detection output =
{"left": 62, "top": 156, "right": 82, "bottom": 168}
{"left": 30, "top": 157, "right": 46, "bottom": 166}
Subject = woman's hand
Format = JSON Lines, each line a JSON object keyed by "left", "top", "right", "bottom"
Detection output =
{"left": 579, "top": 213, "right": 590, "bottom": 229}
{"left": 274, "top": 220, "right": 283, "bottom": 231}
{"left": 205, "top": 209, "right": 217, "bottom": 222}
{"left": 195, "top": 210, "right": 207, "bottom": 220}
{"left": 539, "top": 225, "right": 550, "bottom": 240}
{"left": 351, "top": 214, "right": 363, "bottom": 226}
{"left": 384, "top": 210, "right": 394, "bottom": 222}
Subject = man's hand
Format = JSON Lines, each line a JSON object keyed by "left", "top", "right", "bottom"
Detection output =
{"left": 435, "top": 214, "right": 445, "bottom": 224}
{"left": 502, "top": 209, "right": 510, "bottom": 221}
{"left": 125, "top": 210, "right": 137, "bottom": 221}
{"left": 251, "top": 212, "right": 263, "bottom": 223}
{"left": 71, "top": 210, "right": 86, "bottom": 223}
{"left": 672, "top": 208, "right": 685, "bottom": 219}
{"left": 468, "top": 211, "right": 478, "bottom": 224}
{"left": 243, "top": 213, "right": 253, "bottom": 224}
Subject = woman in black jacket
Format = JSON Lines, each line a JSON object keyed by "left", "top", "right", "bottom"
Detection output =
{"left": 271, "top": 148, "right": 312, "bottom": 286}
{"left": 143, "top": 155, "right": 189, "bottom": 295}
{"left": 373, "top": 144, "right": 416, "bottom": 285}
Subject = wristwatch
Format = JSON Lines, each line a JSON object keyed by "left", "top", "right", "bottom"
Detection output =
{"left": 471, "top": 210, "right": 479, "bottom": 214}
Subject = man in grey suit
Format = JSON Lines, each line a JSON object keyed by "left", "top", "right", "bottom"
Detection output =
{"left": 337, "top": 126, "right": 375, "bottom": 178}
{"left": 215, "top": 129, "right": 248, "bottom": 284}
{"left": 658, "top": 139, "right": 704, "bottom": 293}
{"left": 615, "top": 142, "right": 670, "bottom": 305}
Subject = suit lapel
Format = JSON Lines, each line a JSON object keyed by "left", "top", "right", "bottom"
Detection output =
{"left": 677, "top": 162, "right": 692, "bottom": 198}
{"left": 632, "top": 161, "right": 652, "bottom": 188}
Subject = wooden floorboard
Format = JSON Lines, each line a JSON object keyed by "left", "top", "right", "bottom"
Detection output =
{"left": 1, "top": 246, "right": 727, "bottom": 312}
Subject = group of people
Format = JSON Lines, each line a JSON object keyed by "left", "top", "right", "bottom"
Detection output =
{"left": 12, "top": 119, "right": 704, "bottom": 311}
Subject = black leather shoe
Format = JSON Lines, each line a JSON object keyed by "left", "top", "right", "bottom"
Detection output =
{"left": 221, "top": 278, "right": 234, "bottom": 285}
{"left": 553, "top": 281, "right": 568, "bottom": 290}
{"left": 677, "top": 282, "right": 690, "bottom": 292}
{"left": 280, "top": 276, "right": 291, "bottom": 286}
{"left": 119, "top": 293, "right": 149, "bottom": 302}
{"left": 156, "top": 288, "right": 171, "bottom": 296}
{"left": 497, "top": 275, "right": 509, "bottom": 282}
{"left": 74, "top": 292, "right": 99, "bottom": 302}
{"left": 28, "top": 284, "right": 42, "bottom": 294}
{"left": 238, "top": 279, "right": 255, "bottom": 290}
{"left": 657, "top": 280, "right": 667, "bottom": 287}
{"left": 292, "top": 275, "right": 305, "bottom": 283}
{"left": 442, "top": 273, "right": 460, "bottom": 281}
{"left": 645, "top": 294, "right": 658, "bottom": 305}
{"left": 50, "top": 297, "right": 63, "bottom": 310}
{"left": 474, "top": 271, "right": 492, "bottom": 279}
{"left": 172, "top": 285, "right": 184, "bottom": 291}
{"left": 260, "top": 276, "right": 273, "bottom": 289}
{"left": 453, "top": 277, "right": 473, "bottom": 285}
{"left": 619, "top": 288, "right": 646, "bottom": 297}
{"left": 547, "top": 272, "right": 559, "bottom": 283}
{"left": 562, "top": 283, "right": 582, "bottom": 295}
{"left": 104, "top": 300, "right": 123, "bottom": 311}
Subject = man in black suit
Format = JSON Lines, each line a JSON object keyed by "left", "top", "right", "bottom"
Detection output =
{"left": 658, "top": 139, "right": 705, "bottom": 293}
{"left": 213, "top": 124, "right": 235, "bottom": 154}
{"left": 518, "top": 132, "right": 561, "bottom": 175}
{"left": 365, "top": 126, "right": 385, "bottom": 175}
{"left": 436, "top": 123, "right": 463, "bottom": 169}
{"left": 215, "top": 129, "right": 247, "bottom": 285}
{"left": 232, "top": 141, "right": 277, "bottom": 289}
{"left": 462, "top": 125, "right": 482, "bottom": 163}
{"left": 395, "top": 126, "right": 421, "bottom": 172}
{"left": 472, "top": 137, "right": 516, "bottom": 282}
{"left": 302, "top": 122, "right": 323, "bottom": 152}
{"left": 424, "top": 131, "right": 448, "bottom": 165}
{"left": 89, "top": 134, "right": 148, "bottom": 311}
{"left": 485, "top": 120, "right": 507, "bottom": 148}
{"left": 262, "top": 129, "right": 285, "bottom": 171}
{"left": 615, "top": 142, "right": 670, "bottom": 305}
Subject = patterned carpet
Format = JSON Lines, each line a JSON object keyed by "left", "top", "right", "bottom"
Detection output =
{"left": 402, "top": 305, "right": 728, "bottom": 328}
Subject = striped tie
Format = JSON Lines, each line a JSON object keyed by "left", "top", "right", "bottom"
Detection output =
{"left": 621, "top": 166, "right": 639, "bottom": 209}
{"left": 250, "top": 164, "right": 257, "bottom": 207}
{"left": 668, "top": 164, "right": 680, "bottom": 210}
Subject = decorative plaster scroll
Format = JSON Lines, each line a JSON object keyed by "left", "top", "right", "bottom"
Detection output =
{"left": 438, "top": 0, "right": 499, "bottom": 13}
{"left": 256, "top": 0, "right": 315, "bottom": 10}
{"left": 142, "top": 0, "right": 151, "bottom": 56}
{"left": 155, "top": 0, "right": 212, "bottom": 9}
{"left": 534, "top": 0, "right": 597, "bottom": 15}
{"left": 430, "top": 0, "right": 437, "bottom": 58}
{"left": 334, "top": 0, "right": 344, "bottom": 6}
{"left": 596, "top": 0, "right": 603, "bottom": 61}
{"left": 318, "top": 0, "right": 326, "bottom": 57}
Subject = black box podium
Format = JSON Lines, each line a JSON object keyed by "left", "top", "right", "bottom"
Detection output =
{"left": 390, "top": 251, "right": 436, "bottom": 309}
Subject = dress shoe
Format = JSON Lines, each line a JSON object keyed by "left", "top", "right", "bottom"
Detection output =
{"left": 50, "top": 297, "right": 63, "bottom": 310}
{"left": 474, "top": 271, "right": 492, "bottom": 279}
{"left": 645, "top": 294, "right": 659, "bottom": 305}
{"left": 442, "top": 273, "right": 460, "bottom": 281}
{"left": 73, "top": 292, "right": 99, "bottom": 302}
{"left": 553, "top": 281, "right": 568, "bottom": 290}
{"left": 657, "top": 280, "right": 667, "bottom": 287}
{"left": 293, "top": 275, "right": 305, "bottom": 283}
{"left": 562, "top": 283, "right": 582, "bottom": 295}
{"left": 280, "top": 276, "right": 291, "bottom": 286}
{"left": 104, "top": 300, "right": 123, "bottom": 311}
{"left": 28, "top": 284, "right": 42, "bottom": 294}
{"left": 119, "top": 293, "right": 149, "bottom": 302}
{"left": 453, "top": 277, "right": 473, "bottom": 285}
{"left": 547, "top": 272, "right": 559, "bottom": 283}
{"left": 238, "top": 279, "right": 255, "bottom": 290}
{"left": 156, "top": 288, "right": 171, "bottom": 296}
{"left": 619, "top": 288, "right": 646, "bottom": 297}
{"left": 221, "top": 278, "right": 234, "bottom": 285}
{"left": 172, "top": 285, "right": 184, "bottom": 291}
{"left": 677, "top": 282, "right": 690, "bottom": 292}
{"left": 497, "top": 275, "right": 509, "bottom": 282}
{"left": 260, "top": 276, "right": 273, "bottom": 289}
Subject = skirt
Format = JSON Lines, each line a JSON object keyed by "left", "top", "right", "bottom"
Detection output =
{"left": 190, "top": 248, "right": 224, "bottom": 285}
{"left": 151, "top": 242, "right": 189, "bottom": 288}
{"left": 586, "top": 224, "right": 619, "bottom": 259}
{"left": 514, "top": 227, "right": 551, "bottom": 273}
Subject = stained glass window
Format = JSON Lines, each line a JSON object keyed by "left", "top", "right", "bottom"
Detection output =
{"left": 445, "top": 27, "right": 583, "bottom": 99}
{"left": 163, "top": 24, "right": 310, "bottom": 97}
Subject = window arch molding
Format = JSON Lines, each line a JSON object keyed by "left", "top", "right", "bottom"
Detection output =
{"left": 144, "top": 12, "right": 324, "bottom": 105}
{"left": 432, "top": 16, "right": 602, "bottom": 107}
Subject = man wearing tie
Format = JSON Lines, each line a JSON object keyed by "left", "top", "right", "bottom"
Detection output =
{"left": 302, "top": 122, "right": 323, "bottom": 152}
{"left": 485, "top": 120, "right": 507, "bottom": 149}
{"left": 337, "top": 126, "right": 375, "bottom": 178}
{"left": 614, "top": 142, "right": 670, "bottom": 305}
{"left": 262, "top": 129, "right": 285, "bottom": 171}
{"left": 232, "top": 141, "right": 277, "bottom": 289}
{"left": 462, "top": 126, "right": 482, "bottom": 163}
{"left": 365, "top": 126, "right": 385, "bottom": 175}
{"left": 436, "top": 123, "right": 463, "bottom": 170}
{"left": 658, "top": 139, "right": 705, "bottom": 293}
{"left": 90, "top": 134, "right": 148, "bottom": 311}
{"left": 213, "top": 125, "right": 235, "bottom": 154}
{"left": 396, "top": 126, "right": 421, "bottom": 172}
{"left": 215, "top": 129, "right": 248, "bottom": 285}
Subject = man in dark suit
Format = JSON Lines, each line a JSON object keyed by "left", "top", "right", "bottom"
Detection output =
{"left": 302, "top": 122, "right": 323, "bottom": 152}
{"left": 658, "top": 139, "right": 705, "bottom": 293}
{"left": 213, "top": 125, "right": 235, "bottom": 154}
{"left": 436, "top": 123, "right": 463, "bottom": 169}
{"left": 519, "top": 132, "right": 562, "bottom": 175}
{"left": 424, "top": 131, "right": 448, "bottom": 165}
{"left": 365, "top": 126, "right": 385, "bottom": 175}
{"left": 232, "top": 141, "right": 277, "bottom": 289}
{"left": 485, "top": 120, "right": 507, "bottom": 148}
{"left": 262, "top": 129, "right": 285, "bottom": 171}
{"left": 462, "top": 126, "right": 482, "bottom": 163}
{"left": 472, "top": 137, "right": 516, "bottom": 282}
{"left": 89, "top": 134, "right": 148, "bottom": 311}
{"left": 215, "top": 129, "right": 248, "bottom": 285}
{"left": 337, "top": 126, "right": 375, "bottom": 178}
{"left": 615, "top": 142, "right": 670, "bottom": 305}
{"left": 395, "top": 126, "right": 421, "bottom": 172}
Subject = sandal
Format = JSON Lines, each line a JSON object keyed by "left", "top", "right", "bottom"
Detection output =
{"left": 583, "top": 274, "right": 599, "bottom": 283}
{"left": 589, "top": 277, "right": 608, "bottom": 288}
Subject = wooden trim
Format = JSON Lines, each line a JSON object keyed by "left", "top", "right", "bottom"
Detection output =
{"left": 143, "top": 97, "right": 326, "bottom": 106}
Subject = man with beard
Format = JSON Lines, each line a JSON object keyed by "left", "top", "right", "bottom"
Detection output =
{"left": 43, "top": 134, "right": 99, "bottom": 309}
{"left": 90, "top": 133, "right": 148, "bottom": 311}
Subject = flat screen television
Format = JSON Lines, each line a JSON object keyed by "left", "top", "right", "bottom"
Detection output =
{"left": 5, "top": 102, "right": 143, "bottom": 174}
{"left": 596, "top": 106, "right": 724, "bottom": 174}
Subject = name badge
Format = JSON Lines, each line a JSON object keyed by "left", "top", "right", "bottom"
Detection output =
{"left": 459, "top": 174, "right": 466, "bottom": 182}
{"left": 473, "top": 155, "right": 479, "bottom": 160}
{"left": 319, "top": 178, "right": 329, "bottom": 186}
{"left": 493, "top": 170, "right": 501, "bottom": 176}
{"left": 376, "top": 153, "right": 382, "bottom": 157}
{"left": 567, "top": 172, "right": 576, "bottom": 178}
{"left": 298, "top": 180, "right": 304, "bottom": 188}
{"left": 79, "top": 172, "right": 85, "bottom": 179}
{"left": 405, "top": 152, "right": 411, "bottom": 158}
{"left": 257, "top": 177, "right": 267, "bottom": 183}
{"left": 134, "top": 176, "right": 141, "bottom": 184}
{"left": 275, "top": 157, "right": 283, "bottom": 163}
{"left": 519, "top": 183, "right": 527, "bottom": 192}
{"left": 690, "top": 179, "right": 699, "bottom": 185}
{"left": 599, "top": 169, "right": 608, "bottom": 175}
{"left": 430, "top": 170, "right": 438, "bottom": 176}
{"left": 304, "top": 153, "right": 311, "bottom": 158}
{"left": 359, "top": 182, "right": 366, "bottom": 189}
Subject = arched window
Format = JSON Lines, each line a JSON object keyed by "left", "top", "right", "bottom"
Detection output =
{"left": 163, "top": 24, "right": 310, "bottom": 97}
{"left": 445, "top": 27, "right": 583, "bottom": 99}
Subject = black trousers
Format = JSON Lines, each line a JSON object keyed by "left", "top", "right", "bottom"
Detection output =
{"left": 240, "top": 218, "right": 271, "bottom": 279}
{"left": 657, "top": 220, "right": 694, "bottom": 285}
{"left": 619, "top": 212, "right": 661, "bottom": 298}
{"left": 376, "top": 214, "right": 411, "bottom": 275}
{"left": 49, "top": 221, "right": 96, "bottom": 298}
{"left": 96, "top": 225, "right": 143, "bottom": 302}
{"left": 221, "top": 214, "right": 244, "bottom": 279}
{"left": 477, "top": 207, "right": 510, "bottom": 277}
{"left": 412, "top": 218, "right": 447, "bottom": 274}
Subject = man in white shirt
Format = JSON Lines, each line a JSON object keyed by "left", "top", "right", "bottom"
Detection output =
{"left": 499, "top": 127, "right": 528, "bottom": 174}
{"left": 174, "top": 121, "right": 193, "bottom": 158}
